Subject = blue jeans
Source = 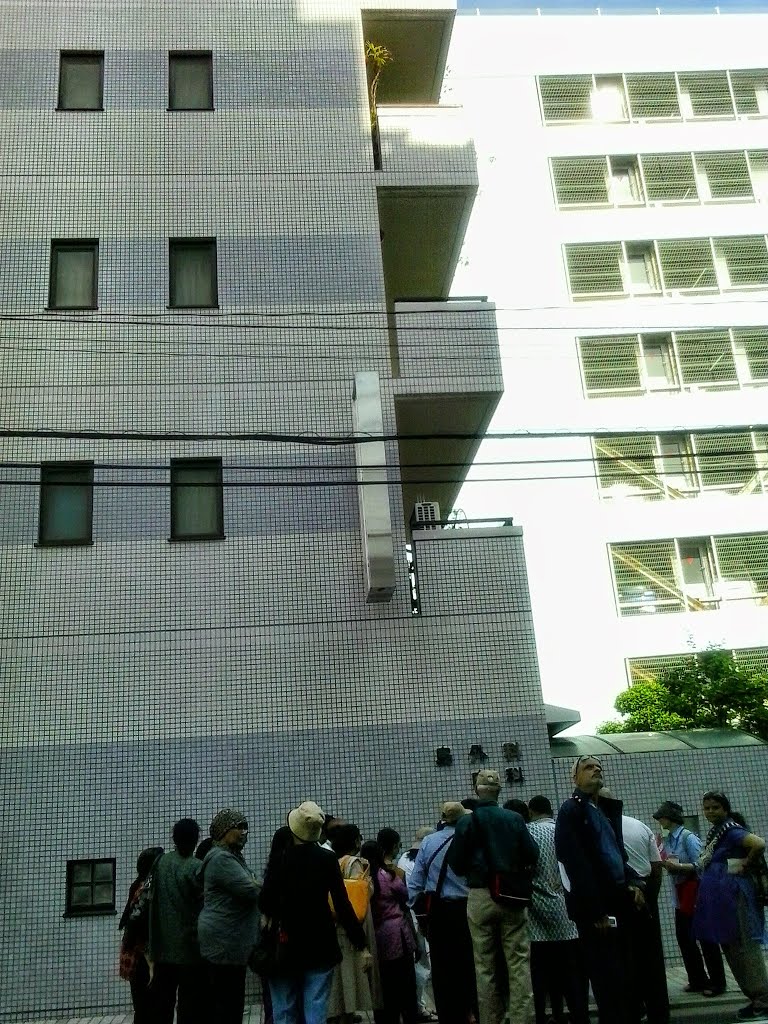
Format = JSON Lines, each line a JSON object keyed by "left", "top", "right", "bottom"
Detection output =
{"left": 269, "top": 967, "right": 334, "bottom": 1024}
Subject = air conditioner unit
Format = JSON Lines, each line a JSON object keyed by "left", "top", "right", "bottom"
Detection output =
{"left": 412, "top": 501, "right": 441, "bottom": 530}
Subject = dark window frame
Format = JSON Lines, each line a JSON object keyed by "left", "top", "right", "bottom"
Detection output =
{"left": 64, "top": 857, "right": 116, "bottom": 918}
{"left": 168, "top": 237, "right": 219, "bottom": 309}
{"left": 57, "top": 51, "right": 105, "bottom": 112}
{"left": 168, "top": 51, "right": 214, "bottom": 111}
{"left": 37, "top": 461, "right": 94, "bottom": 547}
{"left": 169, "top": 457, "right": 225, "bottom": 541}
{"left": 48, "top": 239, "right": 99, "bottom": 311}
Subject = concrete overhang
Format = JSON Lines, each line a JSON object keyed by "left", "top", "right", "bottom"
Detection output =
{"left": 378, "top": 187, "right": 475, "bottom": 300}
{"left": 362, "top": 7, "right": 455, "bottom": 104}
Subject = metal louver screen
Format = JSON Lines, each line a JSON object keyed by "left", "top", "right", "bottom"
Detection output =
{"left": 734, "top": 647, "right": 768, "bottom": 675}
{"left": 734, "top": 328, "right": 768, "bottom": 380}
{"left": 731, "top": 70, "right": 765, "bottom": 114}
{"left": 679, "top": 71, "right": 735, "bottom": 116}
{"left": 579, "top": 336, "right": 641, "bottom": 393}
{"left": 539, "top": 75, "right": 592, "bottom": 121}
{"left": 642, "top": 153, "right": 697, "bottom": 202}
{"left": 713, "top": 534, "right": 768, "bottom": 598}
{"left": 657, "top": 239, "right": 717, "bottom": 290}
{"left": 628, "top": 654, "right": 694, "bottom": 684}
{"left": 716, "top": 236, "right": 768, "bottom": 286}
{"left": 625, "top": 73, "right": 679, "bottom": 118}
{"left": 611, "top": 541, "right": 682, "bottom": 615}
{"left": 566, "top": 244, "right": 624, "bottom": 296}
{"left": 697, "top": 152, "right": 753, "bottom": 198}
{"left": 551, "top": 157, "right": 608, "bottom": 205}
{"left": 595, "top": 435, "right": 662, "bottom": 499}
{"left": 692, "top": 432, "right": 757, "bottom": 490}
{"left": 676, "top": 330, "right": 736, "bottom": 384}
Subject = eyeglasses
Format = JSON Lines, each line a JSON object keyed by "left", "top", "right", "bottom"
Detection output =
{"left": 574, "top": 756, "right": 602, "bottom": 770}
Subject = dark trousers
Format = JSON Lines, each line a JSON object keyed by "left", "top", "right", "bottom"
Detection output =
{"left": 529, "top": 940, "right": 589, "bottom": 1024}
{"left": 130, "top": 956, "right": 153, "bottom": 1024}
{"left": 674, "top": 909, "right": 726, "bottom": 990}
{"left": 152, "top": 962, "right": 206, "bottom": 1024}
{"left": 205, "top": 962, "right": 247, "bottom": 1024}
{"left": 576, "top": 918, "right": 641, "bottom": 1024}
{"left": 374, "top": 955, "right": 419, "bottom": 1024}
{"left": 625, "top": 898, "right": 670, "bottom": 1024}
{"left": 429, "top": 898, "right": 477, "bottom": 1024}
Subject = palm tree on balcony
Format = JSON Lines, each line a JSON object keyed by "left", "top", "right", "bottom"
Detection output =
{"left": 365, "top": 40, "right": 393, "bottom": 170}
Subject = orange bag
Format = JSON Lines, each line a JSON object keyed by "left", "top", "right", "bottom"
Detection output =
{"left": 329, "top": 855, "right": 370, "bottom": 923}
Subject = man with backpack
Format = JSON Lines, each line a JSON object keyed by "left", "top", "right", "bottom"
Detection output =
{"left": 448, "top": 770, "right": 539, "bottom": 1024}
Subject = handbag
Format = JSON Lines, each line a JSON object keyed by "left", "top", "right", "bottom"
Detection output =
{"left": 412, "top": 835, "right": 454, "bottom": 930}
{"left": 329, "top": 856, "right": 371, "bottom": 923}
{"left": 748, "top": 853, "right": 768, "bottom": 908}
{"left": 676, "top": 876, "right": 699, "bottom": 916}
{"left": 248, "top": 922, "right": 290, "bottom": 976}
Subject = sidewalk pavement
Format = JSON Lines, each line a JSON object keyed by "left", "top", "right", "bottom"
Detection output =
{"left": 12, "top": 954, "right": 768, "bottom": 1024}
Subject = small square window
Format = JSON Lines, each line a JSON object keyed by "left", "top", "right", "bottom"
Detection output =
{"left": 58, "top": 52, "right": 104, "bottom": 111}
{"left": 65, "top": 859, "right": 116, "bottom": 917}
{"left": 169, "top": 238, "right": 218, "bottom": 308}
{"left": 38, "top": 462, "right": 94, "bottom": 546}
{"left": 49, "top": 240, "right": 98, "bottom": 310}
{"left": 169, "top": 52, "right": 214, "bottom": 110}
{"left": 170, "top": 458, "right": 224, "bottom": 541}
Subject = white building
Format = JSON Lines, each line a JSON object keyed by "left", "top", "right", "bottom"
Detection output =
{"left": 447, "top": 10, "right": 768, "bottom": 732}
{"left": 0, "top": 1, "right": 560, "bottom": 1015}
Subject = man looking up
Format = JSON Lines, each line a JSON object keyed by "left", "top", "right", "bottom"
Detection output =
{"left": 449, "top": 769, "right": 539, "bottom": 1024}
{"left": 555, "top": 757, "right": 644, "bottom": 1024}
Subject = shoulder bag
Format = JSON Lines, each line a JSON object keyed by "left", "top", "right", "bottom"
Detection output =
{"left": 473, "top": 808, "right": 533, "bottom": 909}
{"left": 412, "top": 834, "right": 454, "bottom": 930}
{"left": 329, "top": 855, "right": 371, "bottom": 923}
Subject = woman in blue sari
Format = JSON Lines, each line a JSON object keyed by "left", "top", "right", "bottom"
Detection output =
{"left": 690, "top": 792, "right": 768, "bottom": 1021}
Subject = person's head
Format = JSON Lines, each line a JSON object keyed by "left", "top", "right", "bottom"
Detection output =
{"left": 195, "top": 837, "right": 214, "bottom": 861}
{"left": 172, "top": 818, "right": 200, "bottom": 857}
{"left": 287, "top": 801, "right": 325, "bottom": 844}
{"left": 322, "top": 814, "right": 347, "bottom": 845}
{"left": 360, "top": 839, "right": 383, "bottom": 871}
{"left": 528, "top": 795, "right": 553, "bottom": 820}
{"left": 441, "top": 801, "right": 469, "bottom": 826}
{"left": 652, "top": 800, "right": 685, "bottom": 832}
{"left": 474, "top": 769, "right": 502, "bottom": 802}
{"left": 404, "top": 826, "right": 433, "bottom": 860}
{"left": 702, "top": 791, "right": 732, "bottom": 826}
{"left": 503, "top": 799, "right": 530, "bottom": 823}
{"left": 330, "top": 823, "right": 362, "bottom": 858}
{"left": 571, "top": 755, "right": 604, "bottom": 796}
{"left": 136, "top": 846, "right": 164, "bottom": 880}
{"left": 210, "top": 808, "right": 249, "bottom": 852}
{"left": 376, "top": 827, "right": 401, "bottom": 861}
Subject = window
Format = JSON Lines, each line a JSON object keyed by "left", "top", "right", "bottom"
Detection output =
{"left": 65, "top": 858, "right": 116, "bottom": 917}
{"left": 642, "top": 153, "right": 697, "bottom": 203}
{"left": 731, "top": 70, "right": 768, "bottom": 115}
{"left": 626, "top": 73, "right": 680, "bottom": 119}
{"left": 610, "top": 157, "right": 643, "bottom": 205}
{"left": 169, "top": 238, "right": 218, "bottom": 308}
{"left": 733, "top": 328, "right": 768, "bottom": 382}
{"left": 714, "top": 236, "right": 768, "bottom": 289}
{"left": 679, "top": 72, "right": 734, "bottom": 118}
{"left": 657, "top": 238, "right": 717, "bottom": 292}
{"left": 657, "top": 435, "right": 696, "bottom": 492}
{"left": 58, "top": 51, "right": 104, "bottom": 111}
{"left": 678, "top": 539, "right": 715, "bottom": 602}
{"left": 642, "top": 336, "right": 677, "bottom": 391}
{"left": 591, "top": 75, "right": 628, "bottom": 121}
{"left": 748, "top": 151, "right": 768, "bottom": 201}
{"left": 170, "top": 458, "right": 224, "bottom": 540}
{"left": 696, "top": 152, "right": 753, "bottom": 200}
{"left": 38, "top": 462, "right": 94, "bottom": 546}
{"left": 538, "top": 75, "right": 592, "bottom": 121}
{"left": 550, "top": 157, "right": 609, "bottom": 206}
{"left": 169, "top": 52, "right": 213, "bottom": 110}
{"left": 625, "top": 243, "right": 660, "bottom": 294}
{"left": 49, "top": 239, "right": 98, "bottom": 309}
{"left": 565, "top": 244, "right": 624, "bottom": 297}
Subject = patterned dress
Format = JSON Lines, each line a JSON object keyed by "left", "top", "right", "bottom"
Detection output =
{"left": 527, "top": 819, "right": 579, "bottom": 943}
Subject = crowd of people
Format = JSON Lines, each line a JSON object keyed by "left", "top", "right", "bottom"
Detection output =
{"left": 118, "top": 759, "right": 768, "bottom": 1024}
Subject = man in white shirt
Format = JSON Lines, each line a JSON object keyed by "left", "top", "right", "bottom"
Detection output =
{"left": 620, "top": 809, "right": 670, "bottom": 1024}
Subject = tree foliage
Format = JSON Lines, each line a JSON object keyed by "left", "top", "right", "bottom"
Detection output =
{"left": 596, "top": 649, "right": 768, "bottom": 739}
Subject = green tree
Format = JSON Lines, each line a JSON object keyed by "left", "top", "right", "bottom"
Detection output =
{"left": 596, "top": 649, "right": 768, "bottom": 739}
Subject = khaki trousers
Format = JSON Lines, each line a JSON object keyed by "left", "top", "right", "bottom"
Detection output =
{"left": 466, "top": 888, "right": 532, "bottom": 1024}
